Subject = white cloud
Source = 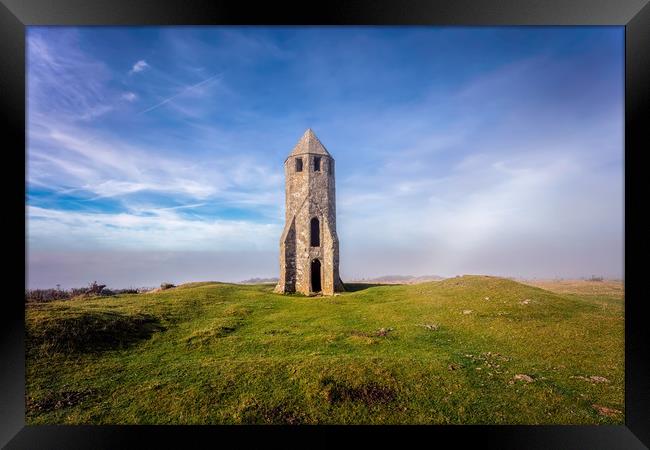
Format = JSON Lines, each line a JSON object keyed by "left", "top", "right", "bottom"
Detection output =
{"left": 121, "top": 91, "right": 137, "bottom": 102}
{"left": 130, "top": 59, "right": 149, "bottom": 74}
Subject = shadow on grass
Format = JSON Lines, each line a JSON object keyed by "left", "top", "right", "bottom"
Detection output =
{"left": 343, "top": 283, "right": 395, "bottom": 292}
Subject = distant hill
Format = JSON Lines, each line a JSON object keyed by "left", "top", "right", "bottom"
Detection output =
{"left": 240, "top": 275, "right": 446, "bottom": 285}
{"left": 348, "top": 274, "right": 445, "bottom": 284}
{"left": 239, "top": 277, "right": 279, "bottom": 284}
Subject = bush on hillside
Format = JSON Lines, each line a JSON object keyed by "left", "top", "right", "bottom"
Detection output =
{"left": 115, "top": 288, "right": 140, "bottom": 294}
{"left": 26, "top": 283, "right": 143, "bottom": 303}
{"left": 25, "top": 289, "right": 71, "bottom": 303}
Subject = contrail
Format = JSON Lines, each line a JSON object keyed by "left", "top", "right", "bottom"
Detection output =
{"left": 138, "top": 73, "right": 221, "bottom": 115}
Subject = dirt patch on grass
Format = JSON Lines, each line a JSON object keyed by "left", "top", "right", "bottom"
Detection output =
{"left": 462, "top": 351, "right": 510, "bottom": 368}
{"left": 320, "top": 377, "right": 397, "bottom": 406}
{"left": 456, "top": 351, "right": 512, "bottom": 381}
{"left": 27, "top": 388, "right": 96, "bottom": 413}
{"left": 27, "top": 311, "right": 165, "bottom": 354}
{"left": 256, "top": 403, "right": 311, "bottom": 424}
{"left": 235, "top": 397, "right": 313, "bottom": 424}
{"left": 349, "top": 327, "right": 394, "bottom": 338}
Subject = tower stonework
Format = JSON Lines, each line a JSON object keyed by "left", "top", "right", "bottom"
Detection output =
{"left": 274, "top": 129, "right": 344, "bottom": 296}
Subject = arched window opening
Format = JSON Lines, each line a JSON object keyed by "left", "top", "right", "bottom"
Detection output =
{"left": 311, "top": 259, "right": 322, "bottom": 292}
{"left": 310, "top": 217, "right": 320, "bottom": 247}
{"left": 295, "top": 158, "right": 303, "bottom": 172}
{"left": 313, "top": 156, "right": 321, "bottom": 172}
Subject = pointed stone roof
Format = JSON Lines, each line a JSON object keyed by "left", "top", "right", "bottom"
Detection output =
{"left": 288, "top": 128, "right": 331, "bottom": 158}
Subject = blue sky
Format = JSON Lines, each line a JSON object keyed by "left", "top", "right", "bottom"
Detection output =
{"left": 26, "top": 26, "right": 624, "bottom": 288}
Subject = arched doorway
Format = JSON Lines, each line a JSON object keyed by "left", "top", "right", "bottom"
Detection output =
{"left": 311, "top": 259, "right": 321, "bottom": 293}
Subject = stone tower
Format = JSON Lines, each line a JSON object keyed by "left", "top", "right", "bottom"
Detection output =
{"left": 274, "top": 129, "right": 344, "bottom": 296}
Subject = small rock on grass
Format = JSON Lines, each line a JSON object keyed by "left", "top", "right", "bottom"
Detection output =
{"left": 462, "top": 310, "right": 473, "bottom": 315}
{"left": 421, "top": 323, "right": 439, "bottom": 331}
{"left": 513, "top": 374, "right": 534, "bottom": 383}
{"left": 589, "top": 376, "right": 610, "bottom": 383}
{"left": 592, "top": 404, "right": 622, "bottom": 417}
{"left": 571, "top": 375, "right": 610, "bottom": 384}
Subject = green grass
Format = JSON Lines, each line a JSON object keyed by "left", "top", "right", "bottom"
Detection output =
{"left": 25, "top": 275, "right": 624, "bottom": 424}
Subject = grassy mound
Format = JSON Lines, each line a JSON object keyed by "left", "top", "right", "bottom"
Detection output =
{"left": 27, "top": 309, "right": 164, "bottom": 354}
{"left": 25, "top": 275, "right": 624, "bottom": 425}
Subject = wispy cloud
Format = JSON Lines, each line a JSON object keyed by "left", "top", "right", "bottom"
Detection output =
{"left": 27, "top": 29, "right": 115, "bottom": 122}
{"left": 29, "top": 120, "right": 281, "bottom": 205}
{"left": 27, "top": 205, "right": 281, "bottom": 251}
{"left": 138, "top": 73, "right": 221, "bottom": 114}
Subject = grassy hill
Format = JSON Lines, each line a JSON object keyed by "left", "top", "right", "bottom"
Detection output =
{"left": 25, "top": 275, "right": 624, "bottom": 424}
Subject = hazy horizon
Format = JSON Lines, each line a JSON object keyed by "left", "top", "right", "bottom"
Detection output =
{"left": 27, "top": 245, "right": 623, "bottom": 289}
{"left": 27, "top": 26, "right": 624, "bottom": 289}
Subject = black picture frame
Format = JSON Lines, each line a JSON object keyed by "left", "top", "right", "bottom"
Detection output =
{"left": 2, "top": 0, "right": 648, "bottom": 448}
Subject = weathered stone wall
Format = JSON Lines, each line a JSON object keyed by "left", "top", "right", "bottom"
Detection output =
{"left": 274, "top": 130, "right": 344, "bottom": 296}
{"left": 275, "top": 218, "right": 296, "bottom": 292}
